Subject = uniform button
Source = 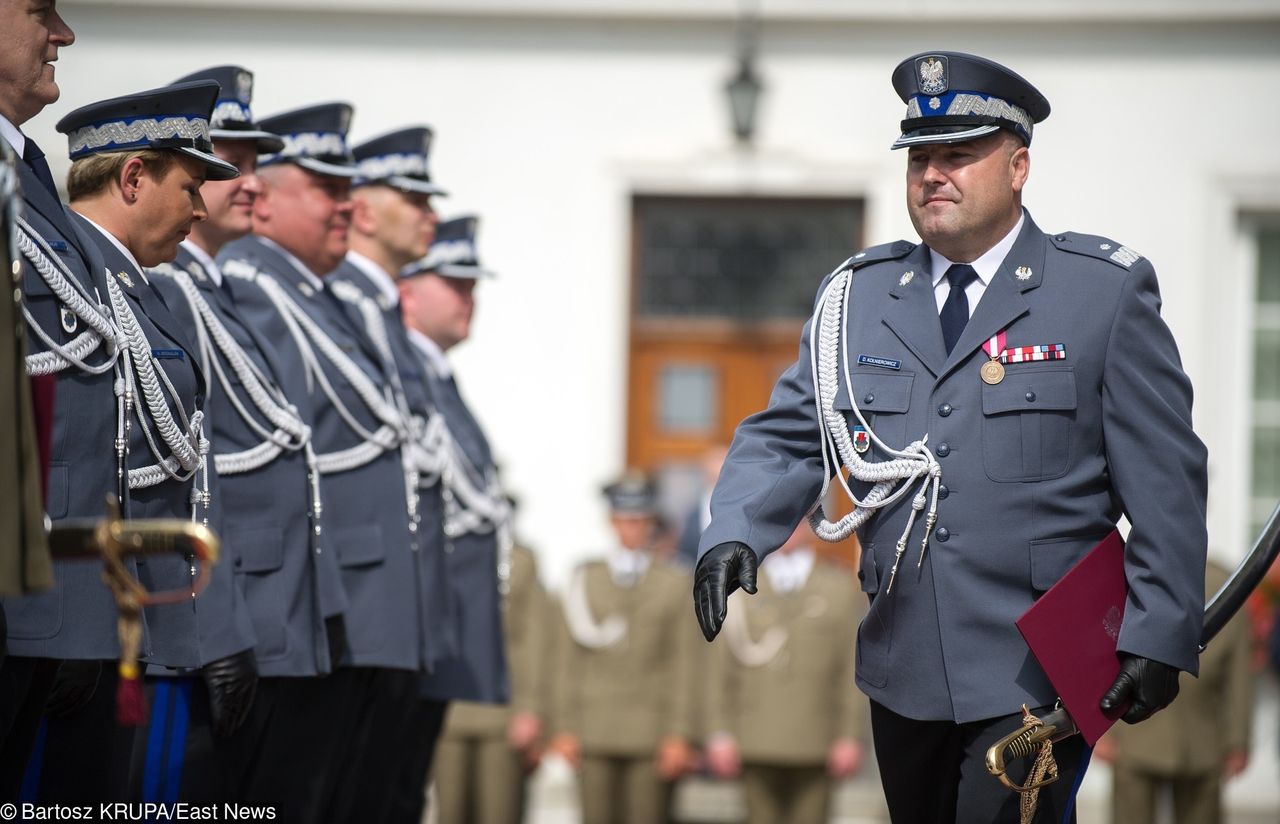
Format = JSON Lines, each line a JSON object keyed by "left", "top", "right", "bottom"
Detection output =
{"left": 936, "top": 527, "right": 950, "bottom": 542}
{"left": 936, "top": 442, "right": 950, "bottom": 457}
{"left": 864, "top": 393, "right": 875, "bottom": 404}
{"left": 938, "top": 403, "right": 952, "bottom": 417}
{"left": 1025, "top": 391, "right": 1036, "bottom": 402}
{"left": 937, "top": 485, "right": 949, "bottom": 499}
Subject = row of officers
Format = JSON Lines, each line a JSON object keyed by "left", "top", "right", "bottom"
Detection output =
{"left": 0, "top": 57, "right": 515, "bottom": 821}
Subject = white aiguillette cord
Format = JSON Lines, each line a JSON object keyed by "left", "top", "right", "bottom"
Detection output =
{"left": 807, "top": 264, "right": 942, "bottom": 592}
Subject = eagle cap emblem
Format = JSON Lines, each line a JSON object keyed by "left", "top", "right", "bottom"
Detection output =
{"left": 918, "top": 55, "right": 948, "bottom": 95}
{"left": 235, "top": 70, "right": 253, "bottom": 104}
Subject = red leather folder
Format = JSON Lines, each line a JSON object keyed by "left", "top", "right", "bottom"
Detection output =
{"left": 1015, "top": 529, "right": 1127, "bottom": 746}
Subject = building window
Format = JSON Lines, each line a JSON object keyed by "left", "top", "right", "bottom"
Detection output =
{"left": 1252, "top": 226, "right": 1280, "bottom": 536}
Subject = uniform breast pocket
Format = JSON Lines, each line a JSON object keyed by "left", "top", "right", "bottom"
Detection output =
{"left": 833, "top": 369, "right": 915, "bottom": 455}
{"left": 981, "top": 366, "right": 1077, "bottom": 482}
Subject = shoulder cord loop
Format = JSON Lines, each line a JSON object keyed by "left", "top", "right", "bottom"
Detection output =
{"left": 808, "top": 267, "right": 942, "bottom": 592}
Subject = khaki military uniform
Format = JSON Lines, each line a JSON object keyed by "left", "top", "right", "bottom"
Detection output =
{"left": 706, "top": 557, "right": 866, "bottom": 824}
{"left": 554, "top": 557, "right": 698, "bottom": 824}
{"left": 434, "top": 545, "right": 550, "bottom": 824}
{"left": 0, "top": 147, "right": 51, "bottom": 599}
{"left": 1108, "top": 559, "right": 1253, "bottom": 824}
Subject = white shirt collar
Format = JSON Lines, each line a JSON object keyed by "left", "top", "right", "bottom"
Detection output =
{"left": 0, "top": 113, "right": 25, "bottom": 158}
{"left": 256, "top": 235, "right": 325, "bottom": 292}
{"left": 762, "top": 547, "right": 815, "bottom": 594}
{"left": 606, "top": 545, "right": 651, "bottom": 588}
{"left": 407, "top": 327, "right": 453, "bottom": 378}
{"left": 345, "top": 251, "right": 401, "bottom": 308}
{"left": 180, "top": 239, "right": 222, "bottom": 287}
{"left": 79, "top": 213, "right": 148, "bottom": 285}
{"left": 929, "top": 211, "right": 1025, "bottom": 288}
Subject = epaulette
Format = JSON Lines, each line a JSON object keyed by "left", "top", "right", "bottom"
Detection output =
{"left": 147, "top": 262, "right": 182, "bottom": 279}
{"left": 328, "top": 278, "right": 366, "bottom": 306}
{"left": 1049, "top": 232, "right": 1144, "bottom": 270}
{"left": 221, "top": 258, "right": 260, "bottom": 282}
{"left": 836, "top": 239, "right": 917, "bottom": 274}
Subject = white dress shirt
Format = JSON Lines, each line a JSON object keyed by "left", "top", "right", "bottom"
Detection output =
{"left": 929, "top": 212, "right": 1025, "bottom": 318}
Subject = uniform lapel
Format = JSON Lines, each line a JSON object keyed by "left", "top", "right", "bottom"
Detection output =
{"left": 882, "top": 244, "right": 946, "bottom": 377}
{"left": 937, "top": 215, "right": 1048, "bottom": 384}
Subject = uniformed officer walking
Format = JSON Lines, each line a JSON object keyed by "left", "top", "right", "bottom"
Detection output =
{"left": 703, "top": 524, "right": 867, "bottom": 824}
{"left": 550, "top": 473, "right": 698, "bottom": 824}
{"left": 693, "top": 51, "right": 1207, "bottom": 823}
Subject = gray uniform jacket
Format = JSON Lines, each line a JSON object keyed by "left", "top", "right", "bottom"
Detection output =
{"left": 330, "top": 257, "right": 455, "bottom": 669}
{"left": 77, "top": 216, "right": 256, "bottom": 670}
{"left": 3, "top": 162, "right": 145, "bottom": 660}
{"left": 415, "top": 354, "right": 509, "bottom": 704}
{"left": 150, "top": 246, "right": 343, "bottom": 677}
{"left": 219, "top": 235, "right": 422, "bottom": 672}
{"left": 700, "top": 211, "right": 1208, "bottom": 723}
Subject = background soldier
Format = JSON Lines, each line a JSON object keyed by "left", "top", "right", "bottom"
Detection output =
{"left": 550, "top": 473, "right": 698, "bottom": 824}
{"left": 703, "top": 524, "right": 868, "bottom": 824}
{"left": 1097, "top": 557, "right": 1254, "bottom": 824}
{"left": 433, "top": 536, "right": 551, "bottom": 824}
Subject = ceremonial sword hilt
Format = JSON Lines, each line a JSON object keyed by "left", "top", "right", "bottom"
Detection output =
{"left": 49, "top": 496, "right": 221, "bottom": 605}
{"left": 984, "top": 706, "right": 1077, "bottom": 791}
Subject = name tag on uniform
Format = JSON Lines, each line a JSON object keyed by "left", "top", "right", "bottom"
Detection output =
{"left": 47, "top": 240, "right": 69, "bottom": 252}
{"left": 151, "top": 348, "right": 185, "bottom": 360}
{"left": 857, "top": 354, "right": 901, "bottom": 370}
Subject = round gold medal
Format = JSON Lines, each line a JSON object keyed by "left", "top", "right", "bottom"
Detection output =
{"left": 980, "top": 359, "right": 1005, "bottom": 385}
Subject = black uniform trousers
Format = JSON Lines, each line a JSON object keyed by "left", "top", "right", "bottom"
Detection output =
{"left": 21, "top": 663, "right": 133, "bottom": 803}
{"left": 0, "top": 653, "right": 58, "bottom": 800}
{"left": 128, "top": 671, "right": 365, "bottom": 821}
{"left": 386, "top": 698, "right": 448, "bottom": 824}
{"left": 870, "top": 700, "right": 1090, "bottom": 824}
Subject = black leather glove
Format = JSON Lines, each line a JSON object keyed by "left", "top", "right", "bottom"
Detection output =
{"left": 45, "top": 660, "right": 102, "bottom": 717}
{"left": 203, "top": 649, "right": 258, "bottom": 739}
{"left": 1099, "top": 653, "right": 1181, "bottom": 724}
{"left": 324, "top": 614, "right": 348, "bottom": 668}
{"left": 693, "top": 541, "right": 759, "bottom": 642}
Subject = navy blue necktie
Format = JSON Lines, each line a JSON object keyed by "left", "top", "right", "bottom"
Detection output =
{"left": 939, "top": 264, "right": 978, "bottom": 355}
{"left": 22, "top": 139, "right": 59, "bottom": 200}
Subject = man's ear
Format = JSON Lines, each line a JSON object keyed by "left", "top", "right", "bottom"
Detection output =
{"left": 1010, "top": 145, "right": 1030, "bottom": 195}
{"left": 350, "top": 193, "right": 377, "bottom": 236}
{"left": 119, "top": 157, "right": 147, "bottom": 203}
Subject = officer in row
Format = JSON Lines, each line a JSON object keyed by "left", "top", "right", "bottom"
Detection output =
{"left": 397, "top": 214, "right": 513, "bottom": 820}
{"left": 0, "top": 1, "right": 129, "bottom": 798}
{"left": 144, "top": 65, "right": 346, "bottom": 810}
{"left": 693, "top": 50, "right": 1208, "bottom": 823}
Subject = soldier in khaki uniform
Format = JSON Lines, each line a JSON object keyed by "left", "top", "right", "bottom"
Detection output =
{"left": 703, "top": 525, "right": 867, "bottom": 824}
{"left": 549, "top": 473, "right": 699, "bottom": 824}
{"left": 433, "top": 541, "right": 551, "bottom": 824}
{"left": 1097, "top": 557, "right": 1253, "bottom": 824}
